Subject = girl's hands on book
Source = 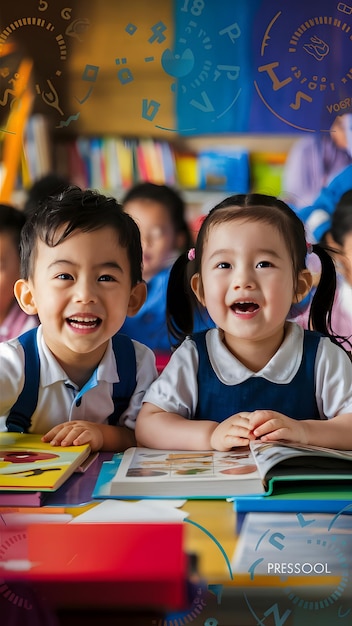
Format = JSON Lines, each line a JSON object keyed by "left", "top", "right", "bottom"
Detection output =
{"left": 249, "top": 410, "right": 308, "bottom": 444}
{"left": 210, "top": 412, "right": 257, "bottom": 451}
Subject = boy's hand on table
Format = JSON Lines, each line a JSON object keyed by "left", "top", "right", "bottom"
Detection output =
{"left": 210, "top": 412, "right": 256, "bottom": 451}
{"left": 42, "top": 420, "right": 104, "bottom": 451}
{"left": 249, "top": 410, "right": 308, "bottom": 444}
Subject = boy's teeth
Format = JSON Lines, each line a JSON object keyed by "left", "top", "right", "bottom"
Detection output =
{"left": 68, "top": 317, "right": 99, "bottom": 327}
{"left": 71, "top": 317, "right": 96, "bottom": 322}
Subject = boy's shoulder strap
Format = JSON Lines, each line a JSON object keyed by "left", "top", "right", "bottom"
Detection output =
{"left": 6, "top": 330, "right": 138, "bottom": 430}
{"left": 6, "top": 328, "right": 40, "bottom": 433}
{"left": 108, "top": 333, "right": 137, "bottom": 425}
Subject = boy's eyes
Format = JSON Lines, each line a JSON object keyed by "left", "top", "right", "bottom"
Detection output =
{"left": 55, "top": 274, "right": 116, "bottom": 281}
{"left": 57, "top": 273, "right": 73, "bottom": 280}
{"left": 98, "top": 275, "right": 116, "bottom": 282}
{"left": 256, "top": 261, "right": 273, "bottom": 268}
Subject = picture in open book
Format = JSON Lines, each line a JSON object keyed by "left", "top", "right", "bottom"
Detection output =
{"left": 97, "top": 440, "right": 352, "bottom": 499}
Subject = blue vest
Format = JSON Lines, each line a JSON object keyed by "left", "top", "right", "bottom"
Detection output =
{"left": 6, "top": 328, "right": 137, "bottom": 433}
{"left": 193, "top": 330, "right": 321, "bottom": 422}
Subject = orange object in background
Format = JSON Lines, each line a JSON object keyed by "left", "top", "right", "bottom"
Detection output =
{"left": 0, "top": 44, "right": 34, "bottom": 203}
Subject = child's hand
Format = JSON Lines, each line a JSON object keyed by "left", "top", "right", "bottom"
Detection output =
{"left": 210, "top": 412, "right": 256, "bottom": 451}
{"left": 249, "top": 410, "right": 308, "bottom": 444}
{"left": 42, "top": 420, "right": 104, "bottom": 451}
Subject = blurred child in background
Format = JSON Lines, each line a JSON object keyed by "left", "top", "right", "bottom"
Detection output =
{"left": 283, "top": 113, "right": 352, "bottom": 209}
{"left": 290, "top": 190, "right": 352, "bottom": 351}
{"left": 322, "top": 190, "right": 352, "bottom": 346}
{"left": 0, "top": 204, "right": 38, "bottom": 342}
{"left": 120, "top": 182, "right": 212, "bottom": 365}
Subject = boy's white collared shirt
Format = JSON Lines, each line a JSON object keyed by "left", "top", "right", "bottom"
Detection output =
{"left": 0, "top": 325, "right": 157, "bottom": 433}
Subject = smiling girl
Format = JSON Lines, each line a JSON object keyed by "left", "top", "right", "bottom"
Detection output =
{"left": 136, "top": 193, "right": 352, "bottom": 452}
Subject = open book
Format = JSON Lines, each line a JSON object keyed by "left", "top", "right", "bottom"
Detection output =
{"left": 93, "top": 441, "right": 352, "bottom": 499}
{"left": 0, "top": 433, "right": 91, "bottom": 498}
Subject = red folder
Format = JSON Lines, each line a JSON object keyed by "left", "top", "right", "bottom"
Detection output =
{"left": 1, "top": 523, "right": 187, "bottom": 611}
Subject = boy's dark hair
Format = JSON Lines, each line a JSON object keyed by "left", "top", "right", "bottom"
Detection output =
{"left": 0, "top": 204, "right": 26, "bottom": 249}
{"left": 167, "top": 193, "right": 348, "bottom": 350}
{"left": 123, "top": 182, "right": 193, "bottom": 251}
{"left": 330, "top": 189, "right": 352, "bottom": 246}
{"left": 20, "top": 186, "right": 143, "bottom": 285}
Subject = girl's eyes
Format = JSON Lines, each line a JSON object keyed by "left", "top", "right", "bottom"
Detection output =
{"left": 216, "top": 262, "right": 231, "bottom": 269}
{"left": 215, "top": 261, "right": 273, "bottom": 269}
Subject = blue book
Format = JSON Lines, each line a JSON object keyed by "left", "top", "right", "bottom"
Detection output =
{"left": 233, "top": 486, "right": 352, "bottom": 533}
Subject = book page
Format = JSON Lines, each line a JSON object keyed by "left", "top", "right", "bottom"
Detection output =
{"left": 114, "top": 448, "right": 260, "bottom": 482}
{"left": 249, "top": 440, "right": 352, "bottom": 484}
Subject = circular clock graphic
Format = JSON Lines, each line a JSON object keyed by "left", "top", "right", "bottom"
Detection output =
{"left": 0, "top": 530, "right": 32, "bottom": 610}
{"left": 0, "top": 3, "right": 89, "bottom": 127}
{"left": 252, "top": 2, "right": 352, "bottom": 131}
{"left": 242, "top": 509, "right": 351, "bottom": 621}
{"left": 160, "top": 4, "right": 244, "bottom": 134}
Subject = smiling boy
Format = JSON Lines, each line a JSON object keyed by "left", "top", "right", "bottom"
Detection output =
{"left": 0, "top": 187, "right": 157, "bottom": 452}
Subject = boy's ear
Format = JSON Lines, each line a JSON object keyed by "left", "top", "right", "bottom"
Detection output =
{"left": 292, "top": 269, "right": 313, "bottom": 303}
{"left": 14, "top": 279, "right": 39, "bottom": 315}
{"left": 190, "top": 273, "right": 205, "bottom": 306}
{"left": 127, "top": 280, "right": 147, "bottom": 317}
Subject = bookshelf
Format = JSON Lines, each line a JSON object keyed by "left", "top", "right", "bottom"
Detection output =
{"left": 52, "top": 132, "right": 296, "bottom": 219}
{"left": 0, "top": 0, "right": 299, "bottom": 212}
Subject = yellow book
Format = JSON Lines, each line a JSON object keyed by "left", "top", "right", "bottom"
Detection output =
{"left": 0, "top": 433, "right": 90, "bottom": 492}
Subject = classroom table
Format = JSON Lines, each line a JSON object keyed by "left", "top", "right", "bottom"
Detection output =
{"left": 1, "top": 455, "right": 351, "bottom": 626}
{"left": 181, "top": 499, "right": 352, "bottom": 626}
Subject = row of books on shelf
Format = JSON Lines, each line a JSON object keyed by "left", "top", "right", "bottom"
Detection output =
{"left": 54, "top": 136, "right": 178, "bottom": 192}
{"left": 54, "top": 137, "right": 253, "bottom": 195}
{"left": 21, "top": 114, "right": 53, "bottom": 186}
{"left": 15, "top": 115, "right": 285, "bottom": 197}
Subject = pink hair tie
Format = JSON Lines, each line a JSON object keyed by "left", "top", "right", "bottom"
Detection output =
{"left": 306, "top": 241, "right": 313, "bottom": 254}
{"left": 187, "top": 247, "right": 196, "bottom": 261}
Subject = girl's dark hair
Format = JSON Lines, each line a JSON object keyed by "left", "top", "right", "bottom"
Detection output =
{"left": 20, "top": 186, "right": 143, "bottom": 285}
{"left": 167, "top": 192, "right": 349, "bottom": 350}
{"left": 123, "top": 182, "right": 193, "bottom": 251}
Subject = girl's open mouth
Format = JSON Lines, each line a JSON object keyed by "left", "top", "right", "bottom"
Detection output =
{"left": 231, "top": 302, "right": 259, "bottom": 314}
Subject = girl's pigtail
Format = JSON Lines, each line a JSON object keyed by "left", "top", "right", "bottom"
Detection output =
{"left": 309, "top": 244, "right": 352, "bottom": 350}
{"left": 166, "top": 252, "right": 196, "bottom": 347}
